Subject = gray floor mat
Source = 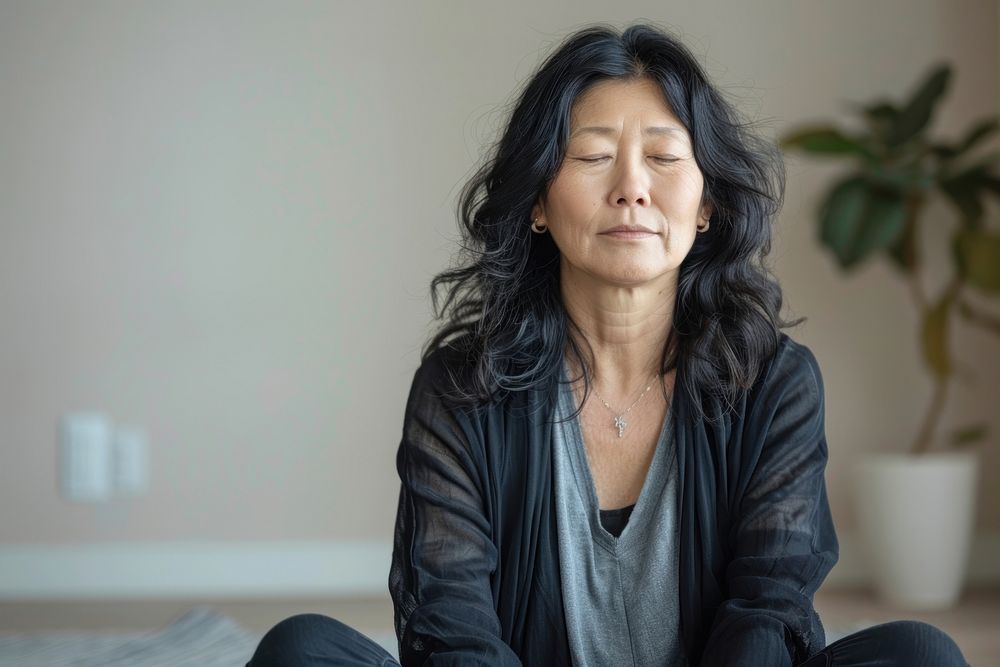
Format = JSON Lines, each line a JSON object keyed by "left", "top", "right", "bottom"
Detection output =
{"left": 0, "top": 606, "right": 260, "bottom": 667}
{"left": 0, "top": 608, "right": 860, "bottom": 666}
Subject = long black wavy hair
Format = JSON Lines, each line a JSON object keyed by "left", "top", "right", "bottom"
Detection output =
{"left": 423, "top": 22, "right": 804, "bottom": 422}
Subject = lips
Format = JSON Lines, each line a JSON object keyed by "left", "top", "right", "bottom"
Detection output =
{"left": 600, "top": 224, "right": 658, "bottom": 234}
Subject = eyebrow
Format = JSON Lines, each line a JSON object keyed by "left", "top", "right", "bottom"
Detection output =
{"left": 569, "top": 125, "right": 686, "bottom": 139}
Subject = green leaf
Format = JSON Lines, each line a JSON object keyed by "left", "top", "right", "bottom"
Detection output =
{"left": 930, "top": 145, "right": 956, "bottom": 161}
{"left": 921, "top": 288, "right": 955, "bottom": 380}
{"left": 954, "top": 228, "right": 1000, "bottom": 293}
{"left": 929, "top": 118, "right": 998, "bottom": 161}
{"left": 868, "top": 163, "right": 931, "bottom": 193}
{"left": 940, "top": 180, "right": 984, "bottom": 224}
{"left": 818, "top": 177, "right": 908, "bottom": 268}
{"left": 985, "top": 174, "right": 1000, "bottom": 197}
{"left": 818, "top": 176, "right": 867, "bottom": 265}
{"left": 780, "top": 126, "right": 875, "bottom": 158}
{"left": 940, "top": 164, "right": 995, "bottom": 226}
{"left": 949, "top": 423, "right": 989, "bottom": 448}
{"left": 854, "top": 101, "right": 900, "bottom": 143}
{"left": 955, "top": 117, "right": 999, "bottom": 156}
{"left": 888, "top": 64, "right": 951, "bottom": 147}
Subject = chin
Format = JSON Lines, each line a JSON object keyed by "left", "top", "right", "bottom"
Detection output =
{"left": 601, "top": 266, "right": 666, "bottom": 286}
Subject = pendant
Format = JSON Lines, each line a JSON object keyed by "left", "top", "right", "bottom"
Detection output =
{"left": 614, "top": 415, "right": 627, "bottom": 438}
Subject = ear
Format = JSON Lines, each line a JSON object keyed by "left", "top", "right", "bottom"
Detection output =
{"left": 700, "top": 200, "right": 714, "bottom": 222}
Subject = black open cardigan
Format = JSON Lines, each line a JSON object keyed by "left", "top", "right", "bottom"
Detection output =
{"left": 389, "top": 332, "right": 838, "bottom": 666}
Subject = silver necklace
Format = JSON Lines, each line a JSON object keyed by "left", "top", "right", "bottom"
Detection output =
{"left": 591, "top": 372, "right": 661, "bottom": 438}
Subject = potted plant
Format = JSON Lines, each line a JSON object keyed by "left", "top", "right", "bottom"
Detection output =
{"left": 779, "top": 64, "right": 1000, "bottom": 610}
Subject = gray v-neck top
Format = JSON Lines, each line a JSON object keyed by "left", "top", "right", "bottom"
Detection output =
{"left": 552, "top": 361, "right": 685, "bottom": 666}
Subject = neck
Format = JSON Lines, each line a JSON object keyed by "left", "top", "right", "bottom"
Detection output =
{"left": 560, "top": 263, "right": 675, "bottom": 400}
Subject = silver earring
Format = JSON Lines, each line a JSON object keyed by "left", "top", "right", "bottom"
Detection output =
{"left": 531, "top": 218, "right": 547, "bottom": 234}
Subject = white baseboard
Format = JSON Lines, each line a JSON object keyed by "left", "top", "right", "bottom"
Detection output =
{"left": 0, "top": 541, "right": 393, "bottom": 599}
{"left": 1, "top": 533, "right": 997, "bottom": 599}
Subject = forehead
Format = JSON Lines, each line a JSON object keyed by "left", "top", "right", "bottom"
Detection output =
{"left": 569, "top": 77, "right": 681, "bottom": 127}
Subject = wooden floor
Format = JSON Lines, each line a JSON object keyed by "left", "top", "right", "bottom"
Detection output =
{"left": 1, "top": 587, "right": 997, "bottom": 665}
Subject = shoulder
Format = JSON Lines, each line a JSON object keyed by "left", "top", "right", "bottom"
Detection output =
{"left": 762, "top": 331, "right": 824, "bottom": 395}
{"left": 399, "top": 336, "right": 486, "bottom": 462}
{"left": 415, "top": 334, "right": 477, "bottom": 387}
{"left": 739, "top": 331, "right": 827, "bottom": 450}
{"left": 407, "top": 333, "right": 484, "bottom": 416}
{"left": 736, "top": 331, "right": 826, "bottom": 427}
{"left": 412, "top": 333, "right": 548, "bottom": 419}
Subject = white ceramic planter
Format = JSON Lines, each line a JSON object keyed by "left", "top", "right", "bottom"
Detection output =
{"left": 855, "top": 450, "right": 978, "bottom": 610}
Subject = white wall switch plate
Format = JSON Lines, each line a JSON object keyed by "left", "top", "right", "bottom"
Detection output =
{"left": 58, "top": 412, "right": 114, "bottom": 502}
{"left": 113, "top": 426, "right": 149, "bottom": 496}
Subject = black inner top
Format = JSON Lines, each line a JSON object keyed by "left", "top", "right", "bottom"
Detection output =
{"left": 598, "top": 502, "right": 636, "bottom": 538}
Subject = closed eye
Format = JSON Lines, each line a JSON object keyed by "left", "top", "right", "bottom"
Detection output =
{"left": 575, "top": 155, "right": 679, "bottom": 163}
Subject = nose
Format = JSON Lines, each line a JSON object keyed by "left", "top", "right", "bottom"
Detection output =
{"left": 608, "top": 153, "right": 651, "bottom": 209}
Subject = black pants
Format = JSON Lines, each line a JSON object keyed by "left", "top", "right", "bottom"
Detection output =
{"left": 246, "top": 614, "right": 969, "bottom": 666}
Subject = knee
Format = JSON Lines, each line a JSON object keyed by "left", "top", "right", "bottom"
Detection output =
{"left": 872, "top": 620, "right": 967, "bottom": 666}
{"left": 248, "top": 613, "right": 346, "bottom": 665}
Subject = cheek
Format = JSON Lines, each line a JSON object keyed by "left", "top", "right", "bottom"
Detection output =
{"left": 547, "top": 181, "right": 598, "bottom": 228}
{"left": 552, "top": 176, "right": 593, "bottom": 208}
{"left": 656, "top": 172, "right": 705, "bottom": 216}
{"left": 548, "top": 221, "right": 587, "bottom": 257}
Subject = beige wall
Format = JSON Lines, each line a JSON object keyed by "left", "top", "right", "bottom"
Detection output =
{"left": 0, "top": 0, "right": 997, "bottom": 559}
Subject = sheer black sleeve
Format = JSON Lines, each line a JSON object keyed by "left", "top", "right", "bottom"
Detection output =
{"left": 388, "top": 351, "right": 523, "bottom": 666}
{"left": 700, "top": 343, "right": 839, "bottom": 666}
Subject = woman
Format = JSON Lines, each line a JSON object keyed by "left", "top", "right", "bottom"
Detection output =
{"left": 249, "top": 22, "right": 968, "bottom": 666}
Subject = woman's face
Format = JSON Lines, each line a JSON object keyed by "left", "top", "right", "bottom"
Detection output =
{"left": 533, "top": 77, "right": 712, "bottom": 287}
